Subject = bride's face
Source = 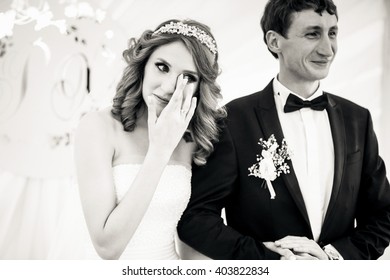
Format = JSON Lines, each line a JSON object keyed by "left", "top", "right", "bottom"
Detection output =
{"left": 142, "top": 40, "right": 199, "bottom": 116}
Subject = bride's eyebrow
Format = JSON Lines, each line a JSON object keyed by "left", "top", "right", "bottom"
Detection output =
{"left": 183, "top": 70, "right": 198, "bottom": 77}
{"left": 156, "top": 57, "right": 198, "bottom": 76}
{"left": 155, "top": 58, "right": 171, "bottom": 66}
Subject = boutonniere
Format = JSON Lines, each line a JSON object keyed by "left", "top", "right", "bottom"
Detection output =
{"left": 248, "top": 134, "right": 292, "bottom": 199}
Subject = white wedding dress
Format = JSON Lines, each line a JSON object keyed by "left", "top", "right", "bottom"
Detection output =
{"left": 83, "top": 163, "right": 192, "bottom": 260}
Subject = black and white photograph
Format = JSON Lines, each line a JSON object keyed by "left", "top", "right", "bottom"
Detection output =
{"left": 0, "top": 0, "right": 389, "bottom": 278}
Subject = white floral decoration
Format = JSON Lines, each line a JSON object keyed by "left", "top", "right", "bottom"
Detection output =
{"left": 248, "top": 134, "right": 292, "bottom": 199}
{"left": 153, "top": 21, "right": 217, "bottom": 55}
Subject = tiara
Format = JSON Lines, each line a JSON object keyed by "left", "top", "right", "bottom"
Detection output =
{"left": 153, "top": 21, "right": 217, "bottom": 55}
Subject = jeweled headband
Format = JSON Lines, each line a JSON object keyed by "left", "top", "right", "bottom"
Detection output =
{"left": 153, "top": 21, "right": 218, "bottom": 55}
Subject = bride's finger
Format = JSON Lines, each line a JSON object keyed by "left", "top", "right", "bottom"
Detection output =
{"left": 181, "top": 84, "right": 195, "bottom": 115}
{"left": 147, "top": 96, "right": 157, "bottom": 127}
{"left": 184, "top": 97, "right": 197, "bottom": 122}
{"left": 169, "top": 75, "right": 188, "bottom": 110}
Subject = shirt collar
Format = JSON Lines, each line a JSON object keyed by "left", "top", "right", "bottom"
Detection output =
{"left": 273, "top": 75, "right": 324, "bottom": 107}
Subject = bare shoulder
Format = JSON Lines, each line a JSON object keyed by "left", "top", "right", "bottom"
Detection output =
{"left": 76, "top": 108, "right": 114, "bottom": 134}
{"left": 74, "top": 107, "right": 118, "bottom": 148}
{"left": 79, "top": 107, "right": 113, "bottom": 126}
{"left": 73, "top": 108, "right": 118, "bottom": 166}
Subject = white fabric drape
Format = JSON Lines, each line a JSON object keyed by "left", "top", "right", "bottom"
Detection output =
{"left": 0, "top": 170, "right": 90, "bottom": 259}
{"left": 0, "top": 171, "right": 76, "bottom": 259}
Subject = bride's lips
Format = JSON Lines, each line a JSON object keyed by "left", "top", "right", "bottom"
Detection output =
{"left": 152, "top": 94, "right": 170, "bottom": 104}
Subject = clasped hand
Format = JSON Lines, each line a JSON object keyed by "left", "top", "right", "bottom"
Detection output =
{"left": 264, "top": 236, "right": 328, "bottom": 260}
{"left": 147, "top": 74, "right": 197, "bottom": 157}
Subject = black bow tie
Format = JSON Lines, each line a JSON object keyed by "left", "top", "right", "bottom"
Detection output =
{"left": 284, "top": 93, "right": 328, "bottom": 113}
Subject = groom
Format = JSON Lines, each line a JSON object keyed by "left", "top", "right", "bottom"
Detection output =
{"left": 178, "top": 0, "right": 390, "bottom": 259}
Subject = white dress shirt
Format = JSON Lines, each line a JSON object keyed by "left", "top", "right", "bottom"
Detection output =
{"left": 273, "top": 77, "right": 334, "bottom": 242}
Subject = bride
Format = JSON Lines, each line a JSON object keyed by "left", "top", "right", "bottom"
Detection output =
{"left": 74, "top": 19, "right": 226, "bottom": 259}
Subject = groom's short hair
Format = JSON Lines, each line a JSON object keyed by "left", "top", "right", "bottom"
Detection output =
{"left": 260, "top": 0, "right": 338, "bottom": 58}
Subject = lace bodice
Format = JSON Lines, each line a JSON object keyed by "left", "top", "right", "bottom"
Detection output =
{"left": 85, "top": 163, "right": 191, "bottom": 259}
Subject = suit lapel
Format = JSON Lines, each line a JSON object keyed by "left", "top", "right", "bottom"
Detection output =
{"left": 254, "top": 81, "right": 311, "bottom": 228}
{"left": 320, "top": 93, "right": 346, "bottom": 238}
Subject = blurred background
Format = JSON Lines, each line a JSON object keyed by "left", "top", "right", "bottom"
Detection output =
{"left": 0, "top": 0, "right": 389, "bottom": 259}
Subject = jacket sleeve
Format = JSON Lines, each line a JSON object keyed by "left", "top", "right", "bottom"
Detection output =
{"left": 177, "top": 122, "right": 279, "bottom": 260}
{"left": 332, "top": 111, "right": 390, "bottom": 259}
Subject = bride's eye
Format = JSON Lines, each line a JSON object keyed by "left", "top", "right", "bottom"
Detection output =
{"left": 156, "top": 62, "right": 169, "bottom": 73}
{"left": 183, "top": 73, "right": 198, "bottom": 83}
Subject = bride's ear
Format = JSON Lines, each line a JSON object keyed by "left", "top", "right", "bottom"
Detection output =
{"left": 266, "top": 30, "right": 282, "bottom": 57}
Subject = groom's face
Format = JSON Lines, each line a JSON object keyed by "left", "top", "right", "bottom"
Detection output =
{"left": 278, "top": 9, "right": 338, "bottom": 84}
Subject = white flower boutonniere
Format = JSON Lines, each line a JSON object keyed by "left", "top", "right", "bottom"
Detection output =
{"left": 248, "top": 134, "right": 292, "bottom": 199}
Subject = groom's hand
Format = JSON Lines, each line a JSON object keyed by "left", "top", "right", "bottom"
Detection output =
{"left": 263, "top": 242, "right": 296, "bottom": 260}
{"left": 274, "top": 236, "right": 328, "bottom": 260}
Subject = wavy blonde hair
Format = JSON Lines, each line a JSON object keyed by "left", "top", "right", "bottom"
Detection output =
{"left": 111, "top": 19, "right": 226, "bottom": 166}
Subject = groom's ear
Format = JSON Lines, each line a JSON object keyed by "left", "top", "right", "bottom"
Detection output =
{"left": 265, "top": 30, "right": 282, "bottom": 57}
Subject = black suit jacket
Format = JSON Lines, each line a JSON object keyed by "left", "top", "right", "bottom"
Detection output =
{"left": 177, "top": 80, "right": 390, "bottom": 259}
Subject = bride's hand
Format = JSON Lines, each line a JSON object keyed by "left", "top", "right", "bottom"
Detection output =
{"left": 147, "top": 74, "right": 197, "bottom": 158}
